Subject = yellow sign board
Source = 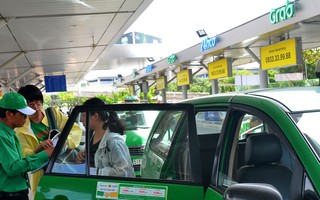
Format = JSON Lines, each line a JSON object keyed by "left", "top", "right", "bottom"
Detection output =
{"left": 260, "top": 38, "right": 302, "bottom": 70}
{"left": 208, "top": 58, "right": 231, "bottom": 80}
{"left": 156, "top": 76, "right": 167, "bottom": 90}
{"left": 177, "top": 69, "right": 191, "bottom": 86}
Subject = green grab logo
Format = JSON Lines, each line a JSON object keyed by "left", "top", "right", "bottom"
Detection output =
{"left": 269, "top": 0, "right": 295, "bottom": 24}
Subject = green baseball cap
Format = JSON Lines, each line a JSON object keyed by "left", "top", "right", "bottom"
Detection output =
{"left": 0, "top": 92, "right": 35, "bottom": 115}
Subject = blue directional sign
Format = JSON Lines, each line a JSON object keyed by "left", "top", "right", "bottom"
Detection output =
{"left": 44, "top": 75, "right": 67, "bottom": 92}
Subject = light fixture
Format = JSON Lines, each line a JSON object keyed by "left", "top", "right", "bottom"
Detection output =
{"left": 147, "top": 57, "right": 155, "bottom": 62}
{"left": 0, "top": 52, "right": 26, "bottom": 70}
{"left": 196, "top": 29, "right": 207, "bottom": 38}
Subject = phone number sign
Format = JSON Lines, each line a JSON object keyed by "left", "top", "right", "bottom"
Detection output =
{"left": 260, "top": 37, "right": 302, "bottom": 70}
{"left": 208, "top": 58, "right": 232, "bottom": 80}
{"left": 177, "top": 69, "right": 192, "bottom": 86}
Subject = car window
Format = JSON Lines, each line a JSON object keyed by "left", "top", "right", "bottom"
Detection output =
{"left": 149, "top": 111, "right": 182, "bottom": 157}
{"left": 118, "top": 111, "right": 154, "bottom": 130}
{"left": 196, "top": 111, "right": 226, "bottom": 135}
{"left": 141, "top": 110, "right": 193, "bottom": 181}
{"left": 48, "top": 104, "right": 199, "bottom": 184}
{"left": 291, "top": 111, "right": 320, "bottom": 160}
{"left": 51, "top": 109, "right": 159, "bottom": 177}
{"left": 51, "top": 112, "right": 86, "bottom": 175}
{"left": 195, "top": 110, "right": 227, "bottom": 188}
{"left": 239, "top": 114, "right": 265, "bottom": 140}
{"left": 216, "top": 110, "right": 303, "bottom": 200}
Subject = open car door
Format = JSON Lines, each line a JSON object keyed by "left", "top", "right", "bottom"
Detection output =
{"left": 35, "top": 103, "right": 204, "bottom": 200}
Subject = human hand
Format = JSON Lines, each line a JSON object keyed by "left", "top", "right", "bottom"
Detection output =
{"left": 44, "top": 146, "right": 55, "bottom": 157}
{"left": 76, "top": 151, "right": 85, "bottom": 163}
{"left": 41, "top": 139, "right": 54, "bottom": 149}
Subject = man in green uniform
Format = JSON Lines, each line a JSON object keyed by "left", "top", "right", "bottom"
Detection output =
{"left": 15, "top": 85, "right": 82, "bottom": 196}
{"left": 0, "top": 92, "right": 54, "bottom": 200}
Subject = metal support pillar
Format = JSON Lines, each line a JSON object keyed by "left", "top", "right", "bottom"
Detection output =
{"left": 143, "top": 92, "right": 148, "bottom": 102}
{"left": 211, "top": 79, "right": 219, "bottom": 94}
{"left": 245, "top": 47, "right": 268, "bottom": 88}
{"left": 182, "top": 85, "right": 188, "bottom": 99}
{"left": 259, "top": 69, "right": 268, "bottom": 88}
{"left": 161, "top": 89, "right": 166, "bottom": 103}
{"left": 133, "top": 85, "right": 139, "bottom": 97}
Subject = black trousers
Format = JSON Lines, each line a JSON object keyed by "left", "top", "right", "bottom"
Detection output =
{"left": 0, "top": 190, "right": 29, "bottom": 200}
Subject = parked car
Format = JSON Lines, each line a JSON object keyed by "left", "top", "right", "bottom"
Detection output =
{"left": 35, "top": 87, "right": 320, "bottom": 200}
{"left": 118, "top": 110, "right": 158, "bottom": 176}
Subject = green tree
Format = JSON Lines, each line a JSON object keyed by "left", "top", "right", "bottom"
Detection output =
{"left": 56, "top": 92, "right": 78, "bottom": 107}
{"left": 189, "top": 76, "right": 211, "bottom": 93}
{"left": 167, "top": 81, "right": 177, "bottom": 92}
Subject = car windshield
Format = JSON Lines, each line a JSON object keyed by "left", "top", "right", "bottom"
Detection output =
{"left": 291, "top": 111, "right": 320, "bottom": 159}
{"left": 118, "top": 111, "right": 158, "bottom": 130}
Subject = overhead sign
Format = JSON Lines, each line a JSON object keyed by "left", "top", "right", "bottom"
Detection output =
{"left": 44, "top": 75, "right": 67, "bottom": 92}
{"left": 269, "top": 0, "right": 295, "bottom": 24}
{"left": 208, "top": 58, "right": 232, "bottom": 80}
{"left": 156, "top": 76, "right": 167, "bottom": 90}
{"left": 260, "top": 37, "right": 302, "bottom": 70}
{"left": 201, "top": 36, "right": 218, "bottom": 52}
{"left": 146, "top": 65, "right": 153, "bottom": 73}
{"left": 168, "top": 54, "right": 177, "bottom": 64}
{"left": 177, "top": 69, "right": 192, "bottom": 86}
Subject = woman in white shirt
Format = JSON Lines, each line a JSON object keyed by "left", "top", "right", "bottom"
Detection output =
{"left": 76, "top": 98, "right": 134, "bottom": 177}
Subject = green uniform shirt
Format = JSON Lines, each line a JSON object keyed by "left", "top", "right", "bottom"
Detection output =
{"left": 0, "top": 122, "right": 49, "bottom": 192}
{"left": 30, "top": 121, "right": 50, "bottom": 142}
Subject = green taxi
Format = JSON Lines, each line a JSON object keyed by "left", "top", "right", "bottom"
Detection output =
{"left": 120, "top": 110, "right": 157, "bottom": 176}
{"left": 35, "top": 87, "right": 320, "bottom": 200}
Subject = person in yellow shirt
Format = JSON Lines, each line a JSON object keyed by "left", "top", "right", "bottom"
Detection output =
{"left": 15, "top": 85, "right": 82, "bottom": 196}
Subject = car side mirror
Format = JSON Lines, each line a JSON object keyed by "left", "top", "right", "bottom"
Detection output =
{"left": 224, "top": 183, "right": 283, "bottom": 200}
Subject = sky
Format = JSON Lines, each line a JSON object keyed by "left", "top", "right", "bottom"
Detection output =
{"left": 127, "top": 0, "right": 284, "bottom": 53}
{"left": 85, "top": 0, "right": 285, "bottom": 79}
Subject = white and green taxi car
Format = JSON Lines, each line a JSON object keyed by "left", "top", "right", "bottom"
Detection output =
{"left": 35, "top": 87, "right": 320, "bottom": 200}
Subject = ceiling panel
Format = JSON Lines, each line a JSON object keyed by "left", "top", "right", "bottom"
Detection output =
{"left": 9, "top": 14, "right": 115, "bottom": 50}
{"left": 26, "top": 47, "right": 94, "bottom": 66}
{"left": 93, "top": 58, "right": 148, "bottom": 70}
{"left": 0, "top": 53, "right": 30, "bottom": 68}
{"left": 0, "top": 0, "right": 153, "bottom": 90}
{"left": 0, "top": 26, "right": 21, "bottom": 52}
{"left": 120, "top": 0, "right": 144, "bottom": 11}
{"left": 39, "top": 62, "right": 91, "bottom": 74}
{"left": 0, "top": 0, "right": 126, "bottom": 17}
